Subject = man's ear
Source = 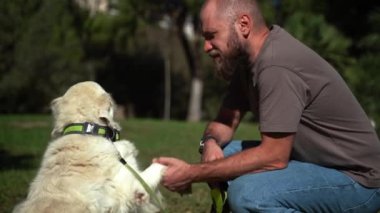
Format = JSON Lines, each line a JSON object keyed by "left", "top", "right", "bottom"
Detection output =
{"left": 237, "top": 14, "right": 251, "bottom": 38}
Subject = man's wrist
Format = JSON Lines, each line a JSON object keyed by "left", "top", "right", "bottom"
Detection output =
{"left": 199, "top": 135, "right": 218, "bottom": 154}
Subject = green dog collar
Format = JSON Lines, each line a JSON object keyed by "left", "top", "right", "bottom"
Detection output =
{"left": 62, "top": 122, "right": 120, "bottom": 142}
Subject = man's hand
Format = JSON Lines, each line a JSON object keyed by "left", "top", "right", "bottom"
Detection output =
{"left": 201, "top": 140, "right": 225, "bottom": 189}
{"left": 201, "top": 140, "right": 224, "bottom": 163}
{"left": 153, "top": 157, "right": 194, "bottom": 192}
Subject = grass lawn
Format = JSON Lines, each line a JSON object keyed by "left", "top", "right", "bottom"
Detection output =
{"left": 0, "top": 115, "right": 259, "bottom": 213}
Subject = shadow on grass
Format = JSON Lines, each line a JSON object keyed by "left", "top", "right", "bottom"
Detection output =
{"left": 0, "top": 149, "right": 37, "bottom": 171}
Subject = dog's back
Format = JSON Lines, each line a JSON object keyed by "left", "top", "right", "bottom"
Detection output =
{"left": 13, "top": 82, "right": 166, "bottom": 213}
{"left": 14, "top": 135, "right": 138, "bottom": 213}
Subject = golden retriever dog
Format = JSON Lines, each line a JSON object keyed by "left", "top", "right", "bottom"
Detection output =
{"left": 13, "top": 81, "right": 166, "bottom": 213}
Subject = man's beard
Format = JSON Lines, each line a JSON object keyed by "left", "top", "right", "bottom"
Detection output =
{"left": 214, "top": 29, "right": 250, "bottom": 81}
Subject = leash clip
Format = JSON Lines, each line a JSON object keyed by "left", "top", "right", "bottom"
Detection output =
{"left": 83, "top": 122, "right": 98, "bottom": 135}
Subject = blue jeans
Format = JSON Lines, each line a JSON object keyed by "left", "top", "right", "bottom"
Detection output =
{"left": 223, "top": 141, "right": 380, "bottom": 213}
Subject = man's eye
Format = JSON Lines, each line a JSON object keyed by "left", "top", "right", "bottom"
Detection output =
{"left": 203, "top": 32, "right": 215, "bottom": 40}
{"left": 205, "top": 36, "right": 212, "bottom": 40}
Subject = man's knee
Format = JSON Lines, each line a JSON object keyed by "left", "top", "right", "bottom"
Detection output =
{"left": 226, "top": 174, "right": 299, "bottom": 212}
{"left": 227, "top": 176, "right": 264, "bottom": 212}
{"left": 227, "top": 181, "right": 250, "bottom": 212}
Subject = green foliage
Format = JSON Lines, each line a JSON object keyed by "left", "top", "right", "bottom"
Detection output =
{"left": 0, "top": 0, "right": 91, "bottom": 113}
{"left": 0, "top": 115, "right": 259, "bottom": 213}
{"left": 0, "top": 0, "right": 141, "bottom": 113}
{"left": 345, "top": 9, "right": 380, "bottom": 134}
{"left": 83, "top": 0, "right": 138, "bottom": 55}
{"left": 0, "top": 0, "right": 379, "bottom": 126}
{"left": 281, "top": 0, "right": 327, "bottom": 15}
{"left": 357, "top": 10, "right": 380, "bottom": 52}
{"left": 257, "top": 0, "right": 276, "bottom": 24}
{"left": 346, "top": 54, "right": 380, "bottom": 134}
{"left": 283, "top": 12, "right": 353, "bottom": 74}
{"left": 184, "top": 0, "right": 203, "bottom": 15}
{"left": 0, "top": 0, "right": 41, "bottom": 73}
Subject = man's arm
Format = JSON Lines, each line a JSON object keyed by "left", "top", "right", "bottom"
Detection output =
{"left": 194, "top": 132, "right": 294, "bottom": 182}
{"left": 155, "top": 132, "right": 294, "bottom": 191}
{"left": 204, "top": 106, "right": 245, "bottom": 145}
{"left": 201, "top": 106, "right": 246, "bottom": 162}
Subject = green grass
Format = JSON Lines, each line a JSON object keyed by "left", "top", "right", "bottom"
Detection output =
{"left": 0, "top": 115, "right": 259, "bottom": 213}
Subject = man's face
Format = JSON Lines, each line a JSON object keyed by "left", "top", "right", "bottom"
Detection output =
{"left": 215, "top": 27, "right": 248, "bottom": 80}
{"left": 201, "top": 5, "right": 249, "bottom": 80}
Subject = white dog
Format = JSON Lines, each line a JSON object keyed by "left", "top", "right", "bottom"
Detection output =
{"left": 13, "top": 81, "right": 166, "bottom": 213}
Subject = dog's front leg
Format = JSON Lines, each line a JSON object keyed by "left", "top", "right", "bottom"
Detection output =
{"left": 127, "top": 164, "right": 166, "bottom": 209}
{"left": 140, "top": 163, "right": 167, "bottom": 189}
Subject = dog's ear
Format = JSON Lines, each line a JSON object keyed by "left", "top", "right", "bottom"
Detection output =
{"left": 50, "top": 97, "right": 63, "bottom": 138}
{"left": 50, "top": 97, "right": 62, "bottom": 116}
{"left": 98, "top": 93, "right": 120, "bottom": 130}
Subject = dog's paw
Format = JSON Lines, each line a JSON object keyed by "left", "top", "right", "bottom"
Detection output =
{"left": 142, "top": 163, "right": 167, "bottom": 180}
{"left": 149, "top": 163, "right": 167, "bottom": 175}
{"left": 140, "top": 163, "right": 167, "bottom": 189}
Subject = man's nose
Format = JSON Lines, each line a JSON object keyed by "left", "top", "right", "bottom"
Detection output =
{"left": 203, "top": 40, "right": 213, "bottom": 53}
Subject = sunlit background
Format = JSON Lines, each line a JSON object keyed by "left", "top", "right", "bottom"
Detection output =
{"left": 0, "top": 0, "right": 379, "bottom": 212}
{"left": 1, "top": 0, "right": 379, "bottom": 130}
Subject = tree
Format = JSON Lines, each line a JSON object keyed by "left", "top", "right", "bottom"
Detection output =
{"left": 0, "top": 0, "right": 90, "bottom": 112}
{"left": 0, "top": 0, "right": 41, "bottom": 112}
{"left": 283, "top": 12, "right": 353, "bottom": 75}
{"left": 345, "top": 9, "right": 380, "bottom": 134}
{"left": 169, "top": 1, "right": 204, "bottom": 122}
{"left": 134, "top": 0, "right": 205, "bottom": 121}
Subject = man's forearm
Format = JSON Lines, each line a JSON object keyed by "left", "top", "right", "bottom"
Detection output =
{"left": 190, "top": 147, "right": 266, "bottom": 182}
{"left": 203, "top": 121, "right": 235, "bottom": 146}
{"left": 192, "top": 133, "right": 295, "bottom": 182}
{"left": 202, "top": 107, "right": 245, "bottom": 146}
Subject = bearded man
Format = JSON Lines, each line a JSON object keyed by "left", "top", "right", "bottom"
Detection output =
{"left": 155, "top": 0, "right": 380, "bottom": 212}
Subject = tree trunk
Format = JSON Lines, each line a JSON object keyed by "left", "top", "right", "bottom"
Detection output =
{"left": 187, "top": 77, "right": 203, "bottom": 121}
{"left": 174, "top": 8, "right": 203, "bottom": 122}
{"left": 163, "top": 56, "right": 171, "bottom": 120}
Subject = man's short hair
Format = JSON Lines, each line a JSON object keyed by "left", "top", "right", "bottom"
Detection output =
{"left": 216, "top": 0, "right": 266, "bottom": 27}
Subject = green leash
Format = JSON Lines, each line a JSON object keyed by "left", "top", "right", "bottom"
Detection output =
{"left": 210, "top": 187, "right": 228, "bottom": 213}
{"left": 122, "top": 160, "right": 167, "bottom": 213}
{"left": 62, "top": 123, "right": 164, "bottom": 211}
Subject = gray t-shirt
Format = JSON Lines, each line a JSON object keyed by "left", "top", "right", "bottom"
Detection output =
{"left": 223, "top": 25, "right": 380, "bottom": 188}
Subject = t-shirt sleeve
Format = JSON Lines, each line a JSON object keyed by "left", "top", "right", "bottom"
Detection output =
{"left": 257, "top": 66, "right": 309, "bottom": 132}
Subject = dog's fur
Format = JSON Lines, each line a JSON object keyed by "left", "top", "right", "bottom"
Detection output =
{"left": 13, "top": 81, "right": 166, "bottom": 213}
